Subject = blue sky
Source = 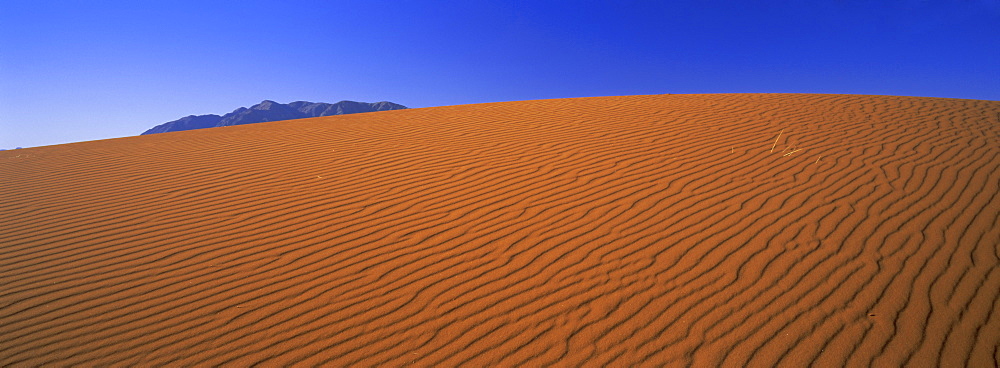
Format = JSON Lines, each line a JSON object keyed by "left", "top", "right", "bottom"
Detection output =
{"left": 1, "top": 0, "right": 998, "bottom": 148}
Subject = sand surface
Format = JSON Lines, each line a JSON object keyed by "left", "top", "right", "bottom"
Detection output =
{"left": 2, "top": 94, "right": 999, "bottom": 366}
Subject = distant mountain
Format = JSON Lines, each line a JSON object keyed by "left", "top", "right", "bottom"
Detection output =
{"left": 142, "top": 100, "right": 407, "bottom": 135}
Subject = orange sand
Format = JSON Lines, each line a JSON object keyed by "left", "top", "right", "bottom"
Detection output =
{"left": 1, "top": 94, "right": 999, "bottom": 366}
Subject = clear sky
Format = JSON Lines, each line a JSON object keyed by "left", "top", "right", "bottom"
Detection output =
{"left": 1, "top": 0, "right": 998, "bottom": 149}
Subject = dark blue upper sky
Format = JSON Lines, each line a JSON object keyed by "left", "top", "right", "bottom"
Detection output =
{"left": 2, "top": 0, "right": 998, "bottom": 148}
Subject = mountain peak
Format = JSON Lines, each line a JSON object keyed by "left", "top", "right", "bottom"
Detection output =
{"left": 251, "top": 100, "right": 284, "bottom": 110}
{"left": 141, "top": 99, "right": 408, "bottom": 135}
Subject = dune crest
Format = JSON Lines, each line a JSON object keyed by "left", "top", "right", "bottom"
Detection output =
{"left": 2, "top": 94, "right": 999, "bottom": 366}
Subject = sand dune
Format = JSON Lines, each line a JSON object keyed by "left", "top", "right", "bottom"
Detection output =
{"left": 1, "top": 93, "right": 998, "bottom": 366}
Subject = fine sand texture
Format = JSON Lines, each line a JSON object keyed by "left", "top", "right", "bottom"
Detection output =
{"left": 2, "top": 94, "right": 999, "bottom": 366}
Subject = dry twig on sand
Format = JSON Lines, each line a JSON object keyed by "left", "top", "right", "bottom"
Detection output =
{"left": 770, "top": 129, "right": 784, "bottom": 153}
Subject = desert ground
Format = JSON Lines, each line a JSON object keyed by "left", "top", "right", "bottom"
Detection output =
{"left": 1, "top": 93, "right": 998, "bottom": 366}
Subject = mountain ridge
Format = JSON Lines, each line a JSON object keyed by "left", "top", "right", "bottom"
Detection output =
{"left": 142, "top": 100, "right": 407, "bottom": 135}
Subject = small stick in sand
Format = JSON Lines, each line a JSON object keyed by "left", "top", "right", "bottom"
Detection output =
{"left": 783, "top": 149, "right": 802, "bottom": 156}
{"left": 815, "top": 155, "right": 822, "bottom": 163}
{"left": 770, "top": 129, "right": 784, "bottom": 153}
{"left": 731, "top": 146, "right": 734, "bottom": 153}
